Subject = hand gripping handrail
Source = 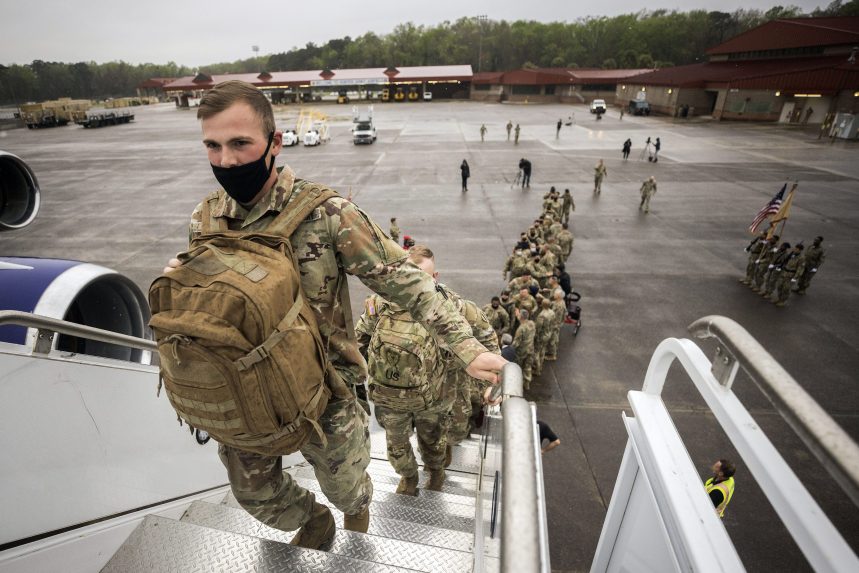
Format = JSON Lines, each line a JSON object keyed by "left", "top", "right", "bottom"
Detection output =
{"left": 688, "top": 315, "right": 859, "bottom": 508}
{"left": 0, "top": 310, "right": 156, "bottom": 354}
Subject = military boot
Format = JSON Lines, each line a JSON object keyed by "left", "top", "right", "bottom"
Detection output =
{"left": 426, "top": 469, "right": 445, "bottom": 491}
{"left": 290, "top": 501, "right": 335, "bottom": 549}
{"left": 343, "top": 506, "right": 370, "bottom": 533}
{"left": 396, "top": 475, "right": 419, "bottom": 496}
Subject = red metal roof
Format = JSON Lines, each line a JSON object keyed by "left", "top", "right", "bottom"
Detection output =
{"left": 626, "top": 56, "right": 859, "bottom": 92}
{"left": 472, "top": 67, "right": 653, "bottom": 85}
{"left": 707, "top": 17, "right": 859, "bottom": 55}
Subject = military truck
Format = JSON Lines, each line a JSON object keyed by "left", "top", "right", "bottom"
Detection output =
{"left": 19, "top": 98, "right": 91, "bottom": 129}
{"left": 75, "top": 111, "right": 135, "bottom": 128}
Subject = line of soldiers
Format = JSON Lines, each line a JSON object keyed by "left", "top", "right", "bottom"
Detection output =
{"left": 485, "top": 187, "right": 578, "bottom": 389}
{"left": 740, "top": 233, "right": 826, "bottom": 306}
{"left": 355, "top": 245, "right": 499, "bottom": 497}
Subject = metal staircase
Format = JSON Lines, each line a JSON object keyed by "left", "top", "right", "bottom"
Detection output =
{"left": 102, "top": 438, "right": 499, "bottom": 572}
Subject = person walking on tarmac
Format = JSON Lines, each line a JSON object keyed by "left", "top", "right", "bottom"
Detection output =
{"left": 506, "top": 120, "right": 513, "bottom": 141}
{"left": 518, "top": 158, "right": 532, "bottom": 188}
{"left": 704, "top": 459, "right": 736, "bottom": 518}
{"left": 460, "top": 159, "right": 470, "bottom": 192}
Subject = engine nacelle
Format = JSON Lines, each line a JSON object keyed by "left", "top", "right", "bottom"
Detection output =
{"left": 0, "top": 257, "right": 151, "bottom": 364}
{"left": 0, "top": 151, "right": 41, "bottom": 232}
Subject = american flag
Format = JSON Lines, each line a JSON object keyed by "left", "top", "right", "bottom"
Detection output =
{"left": 749, "top": 184, "right": 786, "bottom": 233}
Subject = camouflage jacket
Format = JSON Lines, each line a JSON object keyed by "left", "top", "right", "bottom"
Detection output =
{"left": 640, "top": 180, "right": 657, "bottom": 196}
{"left": 535, "top": 308, "right": 556, "bottom": 342}
{"left": 594, "top": 164, "right": 608, "bottom": 179}
{"left": 557, "top": 229, "right": 574, "bottom": 253}
{"left": 189, "top": 167, "right": 487, "bottom": 386}
{"left": 482, "top": 304, "right": 510, "bottom": 337}
{"left": 561, "top": 193, "right": 574, "bottom": 213}
{"left": 512, "top": 319, "right": 536, "bottom": 355}
{"left": 799, "top": 245, "right": 825, "bottom": 270}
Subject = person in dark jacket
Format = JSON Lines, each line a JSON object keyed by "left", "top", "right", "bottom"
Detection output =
{"left": 622, "top": 138, "right": 632, "bottom": 160}
{"left": 518, "top": 158, "right": 532, "bottom": 188}
{"left": 555, "top": 264, "right": 571, "bottom": 296}
{"left": 460, "top": 160, "right": 470, "bottom": 192}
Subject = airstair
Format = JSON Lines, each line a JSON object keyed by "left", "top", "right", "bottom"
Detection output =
{"left": 0, "top": 310, "right": 546, "bottom": 573}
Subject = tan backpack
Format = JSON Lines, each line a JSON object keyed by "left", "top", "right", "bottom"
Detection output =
{"left": 148, "top": 181, "right": 337, "bottom": 456}
{"left": 367, "top": 303, "right": 446, "bottom": 411}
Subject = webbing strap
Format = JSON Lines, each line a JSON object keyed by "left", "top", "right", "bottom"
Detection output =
{"left": 267, "top": 180, "right": 339, "bottom": 238}
{"left": 228, "top": 383, "right": 328, "bottom": 447}
{"left": 170, "top": 394, "right": 237, "bottom": 414}
{"left": 202, "top": 195, "right": 228, "bottom": 234}
{"left": 181, "top": 411, "right": 242, "bottom": 431}
{"left": 234, "top": 297, "right": 305, "bottom": 372}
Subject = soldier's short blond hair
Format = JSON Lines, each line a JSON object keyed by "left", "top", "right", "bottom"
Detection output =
{"left": 407, "top": 244, "right": 434, "bottom": 264}
{"left": 197, "top": 80, "right": 276, "bottom": 136}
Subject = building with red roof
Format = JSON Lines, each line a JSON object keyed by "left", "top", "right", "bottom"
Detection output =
{"left": 471, "top": 67, "right": 653, "bottom": 104}
{"left": 161, "top": 66, "right": 474, "bottom": 107}
{"left": 615, "top": 16, "right": 859, "bottom": 124}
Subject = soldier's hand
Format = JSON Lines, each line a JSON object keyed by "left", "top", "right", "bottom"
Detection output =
{"left": 483, "top": 385, "right": 502, "bottom": 407}
{"left": 163, "top": 255, "right": 182, "bottom": 274}
{"left": 466, "top": 352, "right": 508, "bottom": 385}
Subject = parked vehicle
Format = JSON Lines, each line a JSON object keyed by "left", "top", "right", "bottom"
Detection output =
{"left": 351, "top": 107, "right": 376, "bottom": 145}
{"left": 629, "top": 100, "right": 652, "bottom": 116}
{"left": 282, "top": 129, "right": 299, "bottom": 146}
{"left": 423, "top": 91, "right": 433, "bottom": 101}
{"left": 590, "top": 99, "right": 607, "bottom": 114}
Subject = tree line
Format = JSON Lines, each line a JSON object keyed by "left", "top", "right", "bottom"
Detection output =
{"left": 1, "top": 2, "right": 856, "bottom": 105}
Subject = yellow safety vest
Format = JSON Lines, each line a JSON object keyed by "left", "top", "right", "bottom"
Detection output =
{"left": 705, "top": 476, "right": 735, "bottom": 518}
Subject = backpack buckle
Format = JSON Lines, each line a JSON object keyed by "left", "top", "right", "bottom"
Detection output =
{"left": 235, "top": 345, "right": 270, "bottom": 371}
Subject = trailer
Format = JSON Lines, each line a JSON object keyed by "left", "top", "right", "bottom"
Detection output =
{"left": 75, "top": 111, "right": 135, "bottom": 129}
{"left": 19, "top": 98, "right": 91, "bottom": 129}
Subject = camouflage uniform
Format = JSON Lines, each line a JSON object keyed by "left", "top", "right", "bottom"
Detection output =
{"left": 503, "top": 250, "right": 529, "bottom": 281}
{"left": 534, "top": 303, "right": 556, "bottom": 376}
{"left": 483, "top": 303, "right": 511, "bottom": 339}
{"left": 752, "top": 241, "right": 779, "bottom": 292}
{"left": 389, "top": 223, "right": 400, "bottom": 244}
{"left": 513, "top": 317, "right": 536, "bottom": 389}
{"left": 561, "top": 191, "right": 575, "bottom": 224}
{"left": 763, "top": 246, "right": 791, "bottom": 297}
{"left": 774, "top": 247, "right": 803, "bottom": 305}
{"left": 190, "top": 167, "right": 487, "bottom": 531}
{"left": 742, "top": 237, "right": 767, "bottom": 285}
{"left": 547, "top": 294, "right": 567, "bottom": 360}
{"left": 796, "top": 242, "right": 826, "bottom": 294}
{"left": 508, "top": 274, "right": 540, "bottom": 294}
{"left": 445, "top": 295, "right": 500, "bottom": 446}
{"left": 355, "top": 293, "right": 452, "bottom": 478}
{"left": 639, "top": 178, "right": 657, "bottom": 213}
{"left": 557, "top": 228, "right": 574, "bottom": 260}
{"left": 594, "top": 162, "right": 608, "bottom": 194}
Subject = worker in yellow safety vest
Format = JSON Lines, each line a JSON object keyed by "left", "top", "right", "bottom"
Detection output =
{"left": 704, "top": 459, "right": 736, "bottom": 518}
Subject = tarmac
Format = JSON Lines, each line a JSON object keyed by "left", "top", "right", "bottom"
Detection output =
{"left": 1, "top": 100, "right": 858, "bottom": 572}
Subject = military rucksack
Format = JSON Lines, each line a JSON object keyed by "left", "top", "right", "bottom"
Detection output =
{"left": 148, "top": 181, "right": 337, "bottom": 456}
{"left": 367, "top": 303, "right": 446, "bottom": 411}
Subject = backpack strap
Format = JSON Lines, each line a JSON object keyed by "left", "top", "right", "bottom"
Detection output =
{"left": 267, "top": 179, "right": 339, "bottom": 238}
{"left": 201, "top": 193, "right": 228, "bottom": 234}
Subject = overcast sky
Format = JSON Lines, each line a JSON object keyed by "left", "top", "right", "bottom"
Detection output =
{"left": 1, "top": 0, "right": 827, "bottom": 67}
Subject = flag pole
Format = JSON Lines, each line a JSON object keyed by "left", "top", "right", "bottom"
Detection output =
{"left": 775, "top": 181, "right": 798, "bottom": 239}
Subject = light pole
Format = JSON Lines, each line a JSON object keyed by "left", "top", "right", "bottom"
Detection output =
{"left": 476, "top": 15, "right": 488, "bottom": 73}
{"left": 252, "top": 45, "right": 260, "bottom": 69}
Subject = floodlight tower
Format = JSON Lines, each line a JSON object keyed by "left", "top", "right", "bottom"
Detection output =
{"left": 476, "top": 15, "right": 488, "bottom": 73}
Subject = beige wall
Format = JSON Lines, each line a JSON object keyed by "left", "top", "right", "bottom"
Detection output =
{"left": 715, "top": 89, "right": 782, "bottom": 121}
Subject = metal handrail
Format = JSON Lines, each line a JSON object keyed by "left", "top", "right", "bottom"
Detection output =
{"left": 689, "top": 315, "right": 859, "bottom": 507}
{"left": 0, "top": 310, "right": 156, "bottom": 354}
{"left": 494, "top": 363, "right": 548, "bottom": 572}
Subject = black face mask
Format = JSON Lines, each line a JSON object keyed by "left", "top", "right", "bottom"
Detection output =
{"left": 210, "top": 132, "right": 275, "bottom": 204}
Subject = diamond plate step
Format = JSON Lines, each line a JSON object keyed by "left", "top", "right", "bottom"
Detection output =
{"left": 182, "top": 500, "right": 474, "bottom": 572}
{"left": 101, "top": 515, "right": 413, "bottom": 573}
{"left": 224, "top": 485, "right": 474, "bottom": 533}
{"left": 294, "top": 465, "right": 478, "bottom": 498}
{"left": 365, "top": 458, "right": 479, "bottom": 490}
{"left": 293, "top": 476, "right": 474, "bottom": 519}
{"left": 369, "top": 436, "right": 484, "bottom": 475}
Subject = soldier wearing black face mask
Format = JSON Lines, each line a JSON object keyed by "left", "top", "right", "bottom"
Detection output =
{"left": 210, "top": 131, "right": 276, "bottom": 204}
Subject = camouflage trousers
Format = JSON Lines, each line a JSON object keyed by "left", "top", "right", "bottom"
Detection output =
{"left": 797, "top": 269, "right": 817, "bottom": 293}
{"left": 218, "top": 397, "right": 372, "bottom": 533}
{"left": 546, "top": 325, "right": 561, "bottom": 359}
{"left": 744, "top": 255, "right": 759, "bottom": 283}
{"left": 752, "top": 263, "right": 770, "bottom": 290}
{"left": 535, "top": 334, "right": 552, "bottom": 375}
{"left": 764, "top": 268, "right": 782, "bottom": 295}
{"left": 374, "top": 397, "right": 452, "bottom": 477}
{"left": 448, "top": 376, "right": 486, "bottom": 446}
{"left": 521, "top": 354, "right": 534, "bottom": 389}
{"left": 776, "top": 272, "right": 797, "bottom": 303}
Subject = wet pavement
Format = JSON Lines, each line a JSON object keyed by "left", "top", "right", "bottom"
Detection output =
{"left": 1, "top": 100, "right": 858, "bottom": 571}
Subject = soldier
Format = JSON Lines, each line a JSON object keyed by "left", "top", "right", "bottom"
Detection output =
{"left": 508, "top": 272, "right": 540, "bottom": 295}
{"left": 389, "top": 217, "right": 400, "bottom": 244}
{"left": 356, "top": 246, "right": 475, "bottom": 497}
{"left": 514, "top": 123, "right": 521, "bottom": 145}
{"left": 639, "top": 176, "right": 657, "bottom": 213}
{"left": 740, "top": 231, "right": 768, "bottom": 285}
{"left": 506, "top": 120, "right": 513, "bottom": 141}
{"left": 761, "top": 242, "right": 792, "bottom": 298}
{"left": 795, "top": 236, "right": 826, "bottom": 295}
{"left": 480, "top": 124, "right": 487, "bottom": 142}
{"left": 167, "top": 80, "right": 506, "bottom": 550}
{"left": 534, "top": 299, "right": 556, "bottom": 376}
{"left": 561, "top": 189, "right": 575, "bottom": 224}
{"left": 513, "top": 308, "right": 537, "bottom": 389}
{"left": 503, "top": 249, "right": 528, "bottom": 282}
{"left": 483, "top": 296, "right": 511, "bottom": 340}
{"left": 594, "top": 159, "right": 608, "bottom": 194}
{"left": 774, "top": 244, "right": 804, "bottom": 307}
{"left": 546, "top": 237, "right": 564, "bottom": 264}
{"left": 546, "top": 290, "right": 567, "bottom": 361}
{"left": 557, "top": 223, "right": 574, "bottom": 261}
{"left": 750, "top": 235, "right": 780, "bottom": 292}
